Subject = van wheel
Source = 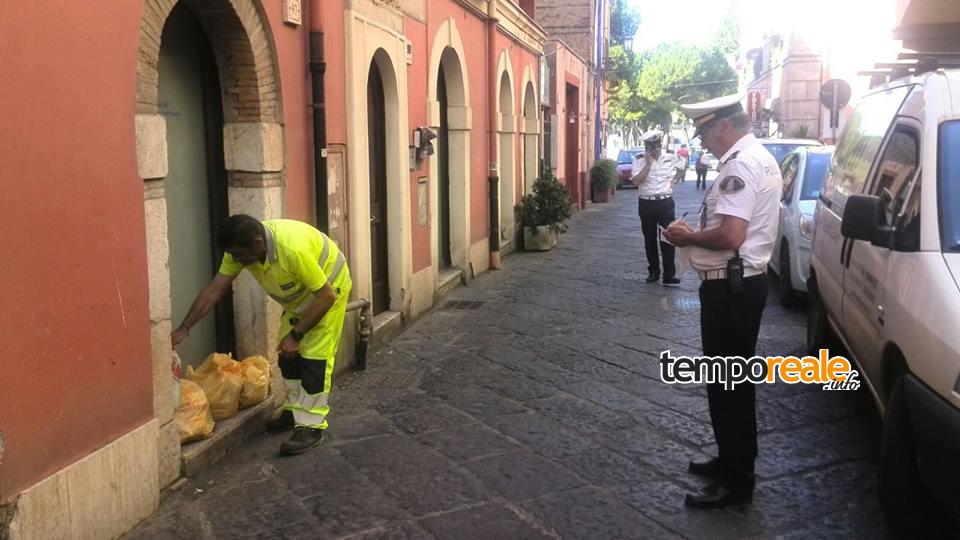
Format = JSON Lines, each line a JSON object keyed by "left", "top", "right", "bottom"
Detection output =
{"left": 778, "top": 244, "right": 799, "bottom": 308}
{"left": 879, "top": 376, "right": 933, "bottom": 535}
{"left": 806, "top": 278, "right": 834, "bottom": 354}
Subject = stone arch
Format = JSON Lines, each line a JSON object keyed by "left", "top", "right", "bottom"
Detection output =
{"left": 520, "top": 64, "right": 540, "bottom": 196}
{"left": 367, "top": 47, "right": 407, "bottom": 314}
{"left": 134, "top": 0, "right": 284, "bottom": 485}
{"left": 343, "top": 6, "right": 411, "bottom": 318}
{"left": 496, "top": 50, "right": 517, "bottom": 248}
{"left": 427, "top": 18, "right": 471, "bottom": 279}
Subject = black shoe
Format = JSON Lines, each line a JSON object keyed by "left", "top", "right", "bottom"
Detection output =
{"left": 684, "top": 479, "right": 753, "bottom": 509}
{"left": 663, "top": 277, "right": 681, "bottom": 287}
{"left": 645, "top": 272, "right": 661, "bottom": 283}
{"left": 688, "top": 457, "right": 722, "bottom": 477}
{"left": 280, "top": 426, "right": 324, "bottom": 455}
{"left": 266, "top": 410, "right": 295, "bottom": 433}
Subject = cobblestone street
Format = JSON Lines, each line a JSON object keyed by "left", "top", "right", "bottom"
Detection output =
{"left": 128, "top": 177, "right": 888, "bottom": 540}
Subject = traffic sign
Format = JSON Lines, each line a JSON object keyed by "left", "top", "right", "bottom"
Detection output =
{"left": 820, "top": 79, "right": 852, "bottom": 110}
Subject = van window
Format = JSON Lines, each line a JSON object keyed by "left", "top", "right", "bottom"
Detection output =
{"left": 824, "top": 86, "right": 911, "bottom": 210}
{"left": 938, "top": 121, "right": 960, "bottom": 252}
{"left": 870, "top": 126, "right": 920, "bottom": 227}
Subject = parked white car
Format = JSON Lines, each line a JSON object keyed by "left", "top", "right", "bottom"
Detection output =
{"left": 768, "top": 146, "right": 833, "bottom": 305}
{"left": 807, "top": 69, "right": 960, "bottom": 533}
{"left": 757, "top": 137, "right": 824, "bottom": 165}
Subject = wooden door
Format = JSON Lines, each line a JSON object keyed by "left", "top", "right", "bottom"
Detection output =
{"left": 438, "top": 67, "right": 452, "bottom": 268}
{"left": 367, "top": 63, "right": 390, "bottom": 315}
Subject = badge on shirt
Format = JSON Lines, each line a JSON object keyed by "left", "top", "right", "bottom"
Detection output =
{"left": 719, "top": 175, "right": 745, "bottom": 194}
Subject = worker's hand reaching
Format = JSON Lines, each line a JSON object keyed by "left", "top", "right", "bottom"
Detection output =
{"left": 171, "top": 325, "right": 189, "bottom": 348}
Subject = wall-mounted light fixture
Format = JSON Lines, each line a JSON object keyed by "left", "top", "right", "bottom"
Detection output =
{"left": 409, "top": 126, "right": 437, "bottom": 168}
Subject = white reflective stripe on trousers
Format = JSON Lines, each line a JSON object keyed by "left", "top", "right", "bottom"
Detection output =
{"left": 291, "top": 388, "right": 330, "bottom": 429}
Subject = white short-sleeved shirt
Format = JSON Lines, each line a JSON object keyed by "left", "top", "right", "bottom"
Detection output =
{"left": 688, "top": 133, "right": 782, "bottom": 272}
{"left": 632, "top": 153, "right": 684, "bottom": 197}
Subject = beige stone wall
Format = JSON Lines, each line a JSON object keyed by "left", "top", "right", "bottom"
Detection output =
{"left": 6, "top": 422, "right": 159, "bottom": 540}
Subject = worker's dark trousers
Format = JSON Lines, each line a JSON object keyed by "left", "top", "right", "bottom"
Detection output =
{"left": 638, "top": 197, "right": 676, "bottom": 278}
{"left": 699, "top": 274, "right": 768, "bottom": 482}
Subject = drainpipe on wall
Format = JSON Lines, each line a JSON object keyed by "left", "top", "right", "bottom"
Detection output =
{"left": 309, "top": 2, "right": 328, "bottom": 233}
{"left": 487, "top": 0, "right": 502, "bottom": 269}
{"left": 594, "top": 0, "right": 603, "bottom": 162}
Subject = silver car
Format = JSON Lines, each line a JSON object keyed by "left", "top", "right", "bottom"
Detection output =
{"left": 769, "top": 145, "right": 833, "bottom": 305}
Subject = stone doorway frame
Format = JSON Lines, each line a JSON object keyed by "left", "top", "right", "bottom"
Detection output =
{"left": 427, "top": 19, "right": 471, "bottom": 281}
{"left": 344, "top": 7, "right": 412, "bottom": 317}
{"left": 496, "top": 51, "right": 517, "bottom": 246}
{"left": 520, "top": 66, "right": 540, "bottom": 196}
{"left": 134, "top": 0, "right": 284, "bottom": 487}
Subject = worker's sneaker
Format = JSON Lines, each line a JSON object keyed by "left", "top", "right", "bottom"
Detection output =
{"left": 266, "top": 410, "right": 295, "bottom": 433}
{"left": 280, "top": 426, "right": 324, "bottom": 455}
{"left": 663, "top": 277, "right": 681, "bottom": 287}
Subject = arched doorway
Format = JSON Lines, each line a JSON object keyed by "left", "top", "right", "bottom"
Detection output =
{"left": 522, "top": 81, "right": 539, "bottom": 195}
{"left": 565, "top": 83, "right": 581, "bottom": 206}
{"left": 159, "top": 3, "right": 235, "bottom": 368}
{"left": 437, "top": 66, "right": 452, "bottom": 268}
{"left": 136, "top": 0, "right": 284, "bottom": 486}
{"left": 428, "top": 31, "right": 470, "bottom": 279}
{"left": 498, "top": 73, "right": 516, "bottom": 247}
{"left": 368, "top": 60, "right": 390, "bottom": 315}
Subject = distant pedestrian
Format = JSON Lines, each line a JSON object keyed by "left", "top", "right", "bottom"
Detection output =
{"left": 665, "top": 94, "right": 782, "bottom": 509}
{"left": 676, "top": 143, "right": 690, "bottom": 183}
{"left": 631, "top": 130, "right": 684, "bottom": 286}
{"left": 695, "top": 151, "right": 709, "bottom": 189}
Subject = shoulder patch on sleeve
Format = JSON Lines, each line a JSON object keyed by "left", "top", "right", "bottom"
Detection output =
{"left": 719, "top": 175, "right": 745, "bottom": 194}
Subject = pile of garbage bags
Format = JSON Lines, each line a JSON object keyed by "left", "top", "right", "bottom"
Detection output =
{"left": 175, "top": 353, "right": 271, "bottom": 444}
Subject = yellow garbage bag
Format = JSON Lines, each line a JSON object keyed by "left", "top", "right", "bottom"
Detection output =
{"left": 176, "top": 379, "right": 215, "bottom": 443}
{"left": 186, "top": 353, "right": 243, "bottom": 420}
{"left": 238, "top": 355, "right": 271, "bottom": 409}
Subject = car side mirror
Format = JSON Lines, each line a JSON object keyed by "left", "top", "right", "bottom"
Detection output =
{"left": 841, "top": 194, "right": 893, "bottom": 247}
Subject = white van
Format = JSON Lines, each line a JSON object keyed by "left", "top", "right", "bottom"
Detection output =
{"left": 807, "top": 70, "right": 960, "bottom": 532}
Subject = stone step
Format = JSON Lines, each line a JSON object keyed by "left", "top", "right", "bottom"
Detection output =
{"left": 179, "top": 398, "right": 277, "bottom": 478}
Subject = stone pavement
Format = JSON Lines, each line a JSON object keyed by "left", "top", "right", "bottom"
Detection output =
{"left": 126, "top": 176, "right": 889, "bottom": 540}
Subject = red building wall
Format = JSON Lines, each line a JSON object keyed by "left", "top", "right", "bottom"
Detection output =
{"left": 0, "top": 1, "right": 153, "bottom": 500}
{"left": 265, "top": 3, "right": 313, "bottom": 223}
{"left": 406, "top": 16, "right": 431, "bottom": 273}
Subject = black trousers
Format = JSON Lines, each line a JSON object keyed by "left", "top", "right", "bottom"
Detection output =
{"left": 696, "top": 167, "right": 708, "bottom": 189}
{"left": 699, "top": 274, "right": 768, "bottom": 480}
{"left": 638, "top": 197, "right": 676, "bottom": 278}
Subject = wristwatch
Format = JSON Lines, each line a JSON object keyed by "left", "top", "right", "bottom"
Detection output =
{"left": 289, "top": 329, "right": 304, "bottom": 342}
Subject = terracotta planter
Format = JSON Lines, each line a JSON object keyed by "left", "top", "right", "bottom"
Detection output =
{"left": 523, "top": 226, "right": 558, "bottom": 251}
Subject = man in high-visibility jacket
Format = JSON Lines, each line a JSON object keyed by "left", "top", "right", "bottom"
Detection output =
{"left": 172, "top": 214, "right": 352, "bottom": 455}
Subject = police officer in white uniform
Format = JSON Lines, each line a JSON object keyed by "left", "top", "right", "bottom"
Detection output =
{"left": 664, "top": 94, "right": 782, "bottom": 509}
{"left": 632, "top": 130, "right": 685, "bottom": 285}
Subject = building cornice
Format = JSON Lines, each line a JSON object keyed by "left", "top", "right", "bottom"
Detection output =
{"left": 452, "top": 0, "right": 546, "bottom": 55}
{"left": 496, "top": 0, "right": 548, "bottom": 52}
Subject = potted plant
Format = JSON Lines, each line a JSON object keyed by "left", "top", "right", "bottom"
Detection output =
{"left": 516, "top": 168, "right": 573, "bottom": 251}
{"left": 590, "top": 158, "right": 618, "bottom": 203}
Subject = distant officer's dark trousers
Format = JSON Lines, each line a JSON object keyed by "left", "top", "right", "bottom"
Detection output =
{"left": 699, "top": 274, "right": 768, "bottom": 482}
{"left": 638, "top": 197, "right": 676, "bottom": 278}
{"left": 696, "top": 167, "right": 708, "bottom": 189}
